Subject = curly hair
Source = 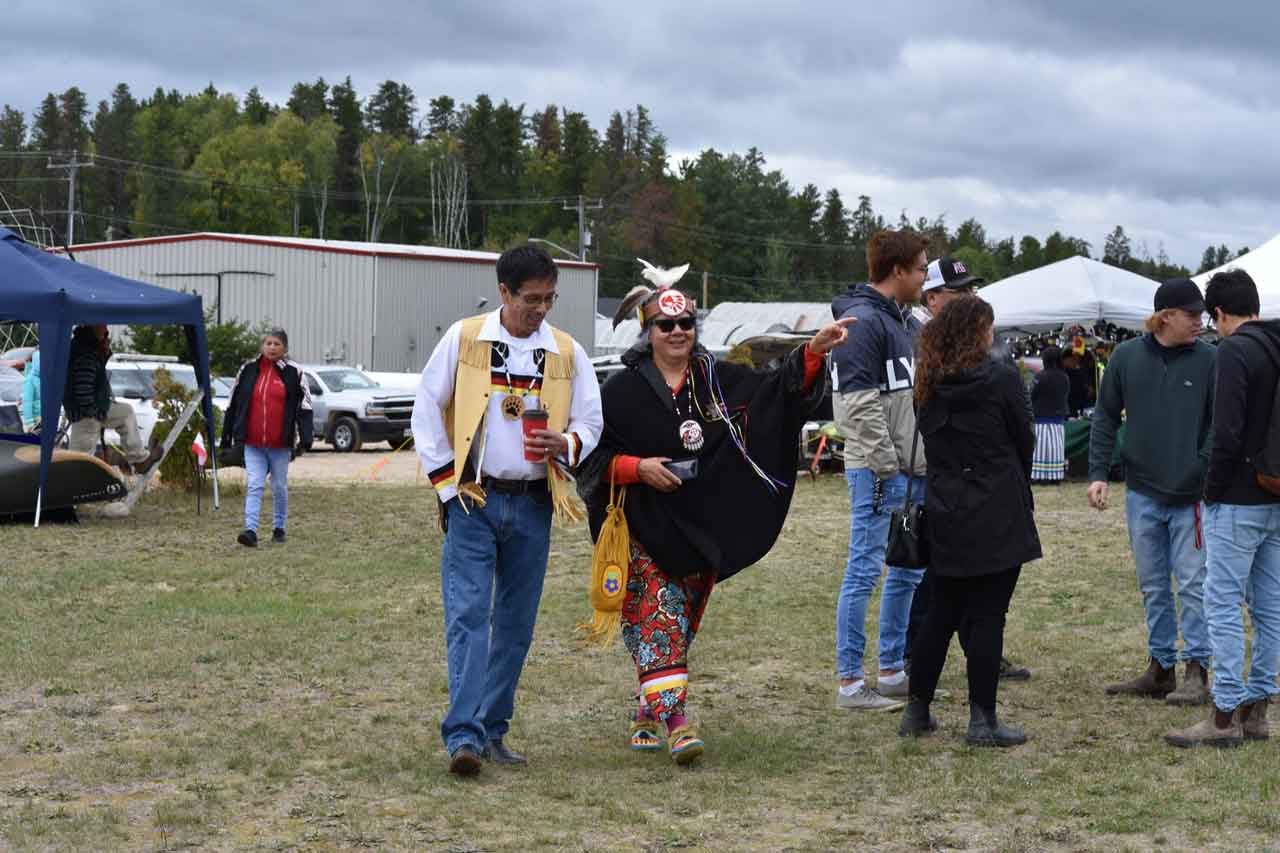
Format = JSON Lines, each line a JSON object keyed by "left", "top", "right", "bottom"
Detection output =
{"left": 914, "top": 296, "right": 995, "bottom": 407}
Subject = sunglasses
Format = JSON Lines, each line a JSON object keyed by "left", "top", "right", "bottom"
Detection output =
{"left": 651, "top": 316, "right": 695, "bottom": 333}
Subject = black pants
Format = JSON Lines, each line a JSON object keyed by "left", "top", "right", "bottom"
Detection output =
{"left": 909, "top": 566, "right": 1022, "bottom": 714}
{"left": 907, "top": 570, "right": 974, "bottom": 662}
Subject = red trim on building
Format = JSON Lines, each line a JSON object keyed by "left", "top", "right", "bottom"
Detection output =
{"left": 60, "top": 232, "right": 599, "bottom": 270}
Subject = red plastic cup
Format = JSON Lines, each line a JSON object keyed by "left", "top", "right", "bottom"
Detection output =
{"left": 521, "top": 408, "right": 549, "bottom": 461}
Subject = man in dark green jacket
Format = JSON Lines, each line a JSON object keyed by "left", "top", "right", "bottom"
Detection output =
{"left": 1089, "top": 279, "right": 1216, "bottom": 705}
{"left": 65, "top": 325, "right": 161, "bottom": 474}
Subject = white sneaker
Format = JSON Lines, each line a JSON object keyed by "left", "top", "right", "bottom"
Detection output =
{"left": 835, "top": 684, "right": 906, "bottom": 711}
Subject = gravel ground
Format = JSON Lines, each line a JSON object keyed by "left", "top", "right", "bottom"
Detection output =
{"left": 215, "top": 442, "right": 424, "bottom": 485}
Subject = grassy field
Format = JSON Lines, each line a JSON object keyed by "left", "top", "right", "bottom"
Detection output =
{"left": 0, "top": 474, "right": 1276, "bottom": 851}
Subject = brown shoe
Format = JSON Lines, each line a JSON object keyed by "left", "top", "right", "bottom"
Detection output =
{"left": 132, "top": 446, "right": 165, "bottom": 475}
{"left": 448, "top": 744, "right": 482, "bottom": 777}
{"left": 1105, "top": 657, "right": 1176, "bottom": 698}
{"left": 1165, "top": 661, "right": 1210, "bottom": 706}
{"left": 1165, "top": 707, "right": 1243, "bottom": 749}
{"left": 1238, "top": 699, "right": 1270, "bottom": 741}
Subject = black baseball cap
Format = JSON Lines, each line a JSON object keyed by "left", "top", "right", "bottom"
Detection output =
{"left": 923, "top": 257, "right": 985, "bottom": 293}
{"left": 1154, "top": 278, "right": 1205, "bottom": 313}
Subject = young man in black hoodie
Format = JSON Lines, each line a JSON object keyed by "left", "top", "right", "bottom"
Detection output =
{"left": 1089, "top": 279, "right": 1216, "bottom": 706}
{"left": 1167, "top": 269, "right": 1280, "bottom": 748}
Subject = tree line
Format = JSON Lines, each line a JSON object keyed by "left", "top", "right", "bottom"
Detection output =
{"left": 0, "top": 80, "right": 1251, "bottom": 304}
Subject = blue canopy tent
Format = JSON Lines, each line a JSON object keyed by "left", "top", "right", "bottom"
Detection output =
{"left": 0, "top": 227, "right": 217, "bottom": 523}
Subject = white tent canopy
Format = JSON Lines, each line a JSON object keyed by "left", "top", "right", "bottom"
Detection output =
{"left": 980, "top": 256, "right": 1159, "bottom": 332}
{"left": 594, "top": 300, "right": 831, "bottom": 355}
{"left": 1193, "top": 233, "right": 1280, "bottom": 318}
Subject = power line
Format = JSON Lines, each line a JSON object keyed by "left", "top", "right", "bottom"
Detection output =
{"left": 4, "top": 153, "right": 870, "bottom": 255}
{"left": 88, "top": 154, "right": 579, "bottom": 208}
{"left": 2, "top": 151, "right": 582, "bottom": 209}
{"left": 3, "top": 152, "right": 864, "bottom": 250}
{"left": 593, "top": 254, "right": 846, "bottom": 289}
{"left": 623, "top": 211, "right": 865, "bottom": 251}
{"left": 46, "top": 150, "right": 94, "bottom": 245}
{"left": 35, "top": 208, "right": 193, "bottom": 235}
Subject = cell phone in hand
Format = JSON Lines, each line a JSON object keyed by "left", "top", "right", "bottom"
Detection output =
{"left": 662, "top": 458, "right": 699, "bottom": 481}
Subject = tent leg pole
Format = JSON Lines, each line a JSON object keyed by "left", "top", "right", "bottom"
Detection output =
{"left": 34, "top": 486, "right": 42, "bottom": 529}
{"left": 211, "top": 453, "right": 221, "bottom": 511}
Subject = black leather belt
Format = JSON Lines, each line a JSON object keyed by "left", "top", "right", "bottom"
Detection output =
{"left": 481, "top": 476, "right": 547, "bottom": 495}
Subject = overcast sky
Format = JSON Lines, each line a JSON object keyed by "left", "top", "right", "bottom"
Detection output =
{"left": 4, "top": 1, "right": 1278, "bottom": 267}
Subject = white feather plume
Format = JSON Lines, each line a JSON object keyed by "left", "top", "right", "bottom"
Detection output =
{"left": 637, "top": 258, "right": 691, "bottom": 290}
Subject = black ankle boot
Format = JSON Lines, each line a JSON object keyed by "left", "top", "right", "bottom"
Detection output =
{"left": 965, "top": 704, "right": 1026, "bottom": 747}
{"left": 898, "top": 697, "right": 938, "bottom": 737}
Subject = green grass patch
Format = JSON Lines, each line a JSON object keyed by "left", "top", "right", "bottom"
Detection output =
{"left": 0, "top": 478, "right": 1272, "bottom": 849}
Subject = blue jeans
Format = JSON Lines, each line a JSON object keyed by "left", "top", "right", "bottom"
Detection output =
{"left": 439, "top": 490, "right": 552, "bottom": 755}
{"left": 1204, "top": 503, "right": 1280, "bottom": 711}
{"left": 244, "top": 445, "right": 291, "bottom": 533}
{"left": 1124, "top": 489, "right": 1209, "bottom": 668}
{"left": 836, "top": 468, "right": 925, "bottom": 679}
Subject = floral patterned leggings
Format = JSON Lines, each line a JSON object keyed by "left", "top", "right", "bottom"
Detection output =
{"left": 621, "top": 543, "right": 715, "bottom": 722}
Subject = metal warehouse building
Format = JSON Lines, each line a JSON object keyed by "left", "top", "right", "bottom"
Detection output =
{"left": 64, "top": 233, "right": 599, "bottom": 372}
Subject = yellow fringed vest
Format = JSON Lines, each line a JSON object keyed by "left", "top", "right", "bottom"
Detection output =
{"left": 444, "top": 314, "right": 585, "bottom": 525}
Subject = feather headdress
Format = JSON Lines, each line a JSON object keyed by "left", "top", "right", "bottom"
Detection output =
{"left": 611, "top": 259, "right": 694, "bottom": 328}
{"left": 638, "top": 258, "right": 690, "bottom": 290}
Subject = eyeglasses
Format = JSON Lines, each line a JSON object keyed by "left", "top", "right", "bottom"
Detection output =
{"left": 514, "top": 292, "right": 558, "bottom": 308}
{"left": 651, "top": 316, "right": 695, "bottom": 333}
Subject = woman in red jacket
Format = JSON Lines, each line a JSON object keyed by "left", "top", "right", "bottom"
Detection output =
{"left": 223, "top": 329, "right": 313, "bottom": 547}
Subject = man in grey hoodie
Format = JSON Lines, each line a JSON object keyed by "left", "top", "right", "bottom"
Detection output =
{"left": 831, "top": 229, "right": 929, "bottom": 711}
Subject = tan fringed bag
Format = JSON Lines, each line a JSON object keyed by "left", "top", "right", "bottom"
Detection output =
{"left": 581, "top": 479, "right": 629, "bottom": 646}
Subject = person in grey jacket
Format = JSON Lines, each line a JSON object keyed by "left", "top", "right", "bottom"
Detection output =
{"left": 831, "top": 228, "right": 930, "bottom": 711}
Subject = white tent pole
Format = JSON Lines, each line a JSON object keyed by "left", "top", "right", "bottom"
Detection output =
{"left": 210, "top": 430, "right": 220, "bottom": 511}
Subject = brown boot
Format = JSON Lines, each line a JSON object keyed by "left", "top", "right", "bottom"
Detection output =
{"left": 1165, "top": 661, "right": 1210, "bottom": 706}
{"left": 1238, "top": 699, "right": 1270, "bottom": 741}
{"left": 1165, "top": 706, "right": 1243, "bottom": 749}
{"left": 132, "top": 446, "right": 165, "bottom": 475}
{"left": 1105, "top": 657, "right": 1176, "bottom": 698}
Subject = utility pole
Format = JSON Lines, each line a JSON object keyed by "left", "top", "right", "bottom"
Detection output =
{"left": 702, "top": 271, "right": 709, "bottom": 309}
{"left": 47, "top": 150, "right": 94, "bottom": 246}
{"left": 562, "top": 194, "right": 602, "bottom": 262}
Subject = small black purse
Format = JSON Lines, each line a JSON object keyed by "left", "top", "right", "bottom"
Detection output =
{"left": 217, "top": 441, "right": 245, "bottom": 469}
{"left": 885, "top": 427, "right": 929, "bottom": 569}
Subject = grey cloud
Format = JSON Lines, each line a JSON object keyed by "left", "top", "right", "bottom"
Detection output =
{"left": 2, "top": 0, "right": 1278, "bottom": 266}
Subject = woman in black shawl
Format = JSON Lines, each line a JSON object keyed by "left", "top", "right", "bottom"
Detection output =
{"left": 578, "top": 277, "right": 852, "bottom": 764}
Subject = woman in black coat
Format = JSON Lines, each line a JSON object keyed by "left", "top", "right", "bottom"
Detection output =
{"left": 899, "top": 297, "right": 1042, "bottom": 746}
{"left": 1029, "top": 345, "right": 1071, "bottom": 482}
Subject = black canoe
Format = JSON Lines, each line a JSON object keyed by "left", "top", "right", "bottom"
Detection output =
{"left": 0, "top": 436, "right": 127, "bottom": 514}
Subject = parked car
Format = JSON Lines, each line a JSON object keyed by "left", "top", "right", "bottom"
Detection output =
{"left": 210, "top": 376, "right": 234, "bottom": 412}
{"left": 104, "top": 355, "right": 202, "bottom": 448}
{"left": 300, "top": 365, "right": 416, "bottom": 452}
{"left": 0, "top": 346, "right": 35, "bottom": 372}
{"left": 590, "top": 353, "right": 626, "bottom": 385}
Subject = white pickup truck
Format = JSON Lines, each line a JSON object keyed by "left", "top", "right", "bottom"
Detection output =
{"left": 105, "top": 354, "right": 224, "bottom": 448}
{"left": 299, "top": 365, "right": 416, "bottom": 452}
